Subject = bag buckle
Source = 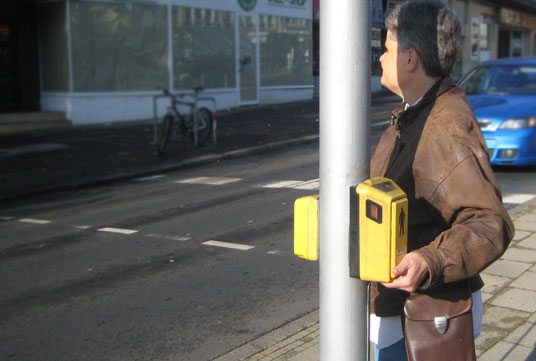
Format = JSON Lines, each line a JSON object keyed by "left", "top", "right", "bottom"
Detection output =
{"left": 434, "top": 316, "right": 448, "bottom": 334}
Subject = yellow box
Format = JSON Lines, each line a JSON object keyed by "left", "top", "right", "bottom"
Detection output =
{"left": 294, "top": 195, "right": 319, "bottom": 261}
{"left": 356, "top": 178, "right": 407, "bottom": 282}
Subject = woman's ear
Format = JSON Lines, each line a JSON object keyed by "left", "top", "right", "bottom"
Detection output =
{"left": 406, "top": 48, "right": 419, "bottom": 72}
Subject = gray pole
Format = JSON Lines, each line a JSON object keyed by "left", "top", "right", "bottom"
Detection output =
{"left": 319, "top": 0, "right": 370, "bottom": 360}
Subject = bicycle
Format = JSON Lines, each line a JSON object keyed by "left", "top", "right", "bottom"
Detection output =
{"left": 156, "top": 86, "right": 215, "bottom": 156}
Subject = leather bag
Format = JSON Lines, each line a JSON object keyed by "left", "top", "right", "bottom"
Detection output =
{"left": 403, "top": 286, "right": 476, "bottom": 361}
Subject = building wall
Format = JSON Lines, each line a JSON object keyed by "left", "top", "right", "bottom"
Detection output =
{"left": 39, "top": 0, "right": 314, "bottom": 125}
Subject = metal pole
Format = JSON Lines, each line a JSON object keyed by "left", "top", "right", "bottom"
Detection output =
{"left": 319, "top": 0, "right": 370, "bottom": 360}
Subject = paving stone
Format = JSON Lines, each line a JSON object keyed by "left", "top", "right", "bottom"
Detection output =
{"left": 502, "top": 247, "right": 536, "bottom": 263}
{"left": 483, "top": 305, "right": 530, "bottom": 330}
{"left": 528, "top": 313, "right": 536, "bottom": 324}
{"left": 514, "top": 220, "right": 536, "bottom": 232}
{"left": 517, "top": 234, "right": 536, "bottom": 250}
{"left": 476, "top": 325, "right": 509, "bottom": 352}
{"left": 478, "top": 341, "right": 534, "bottom": 361}
{"left": 482, "top": 292, "right": 493, "bottom": 303}
{"left": 505, "top": 322, "right": 536, "bottom": 348}
{"left": 490, "top": 288, "right": 536, "bottom": 313}
{"left": 510, "top": 270, "right": 536, "bottom": 291}
{"left": 483, "top": 259, "right": 531, "bottom": 278}
{"left": 481, "top": 273, "right": 512, "bottom": 294}
{"left": 517, "top": 214, "right": 536, "bottom": 223}
{"left": 513, "top": 230, "right": 531, "bottom": 242}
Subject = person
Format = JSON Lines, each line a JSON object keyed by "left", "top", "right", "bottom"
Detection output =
{"left": 369, "top": 1, "right": 515, "bottom": 360}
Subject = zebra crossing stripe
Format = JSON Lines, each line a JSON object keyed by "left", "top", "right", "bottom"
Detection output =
{"left": 260, "top": 179, "right": 319, "bottom": 190}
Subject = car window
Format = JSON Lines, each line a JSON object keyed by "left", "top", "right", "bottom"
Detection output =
{"left": 459, "top": 64, "right": 536, "bottom": 95}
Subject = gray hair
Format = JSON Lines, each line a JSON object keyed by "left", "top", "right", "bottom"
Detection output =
{"left": 384, "top": 0, "right": 461, "bottom": 78}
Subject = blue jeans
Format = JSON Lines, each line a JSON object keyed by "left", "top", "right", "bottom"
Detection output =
{"left": 374, "top": 338, "right": 408, "bottom": 361}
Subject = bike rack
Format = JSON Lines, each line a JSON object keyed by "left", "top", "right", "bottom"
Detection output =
{"left": 152, "top": 93, "right": 173, "bottom": 143}
{"left": 152, "top": 90, "right": 218, "bottom": 145}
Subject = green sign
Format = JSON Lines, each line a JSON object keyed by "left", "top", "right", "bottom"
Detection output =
{"left": 238, "top": 0, "right": 258, "bottom": 11}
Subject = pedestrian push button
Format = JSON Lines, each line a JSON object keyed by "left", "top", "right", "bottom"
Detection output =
{"left": 349, "top": 177, "right": 408, "bottom": 282}
{"left": 294, "top": 195, "right": 319, "bottom": 261}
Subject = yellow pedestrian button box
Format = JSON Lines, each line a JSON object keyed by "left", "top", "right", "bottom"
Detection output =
{"left": 294, "top": 195, "right": 319, "bottom": 261}
{"left": 349, "top": 177, "right": 408, "bottom": 282}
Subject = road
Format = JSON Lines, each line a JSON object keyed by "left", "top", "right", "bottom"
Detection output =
{"left": 1, "top": 131, "right": 535, "bottom": 361}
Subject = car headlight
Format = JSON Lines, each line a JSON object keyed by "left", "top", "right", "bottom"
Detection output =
{"left": 499, "top": 117, "right": 536, "bottom": 129}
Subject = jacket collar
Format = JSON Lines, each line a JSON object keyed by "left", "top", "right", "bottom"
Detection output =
{"left": 390, "top": 77, "right": 456, "bottom": 131}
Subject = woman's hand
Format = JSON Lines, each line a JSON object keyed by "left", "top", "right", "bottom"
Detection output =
{"left": 381, "top": 252, "right": 430, "bottom": 292}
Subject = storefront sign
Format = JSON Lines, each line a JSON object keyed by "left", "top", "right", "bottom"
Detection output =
{"left": 268, "top": 0, "right": 308, "bottom": 9}
{"left": 501, "top": 7, "right": 536, "bottom": 30}
{"left": 238, "top": 0, "right": 258, "bottom": 11}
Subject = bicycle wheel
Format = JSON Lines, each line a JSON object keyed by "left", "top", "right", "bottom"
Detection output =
{"left": 157, "top": 114, "right": 173, "bottom": 156}
{"left": 191, "top": 107, "right": 213, "bottom": 145}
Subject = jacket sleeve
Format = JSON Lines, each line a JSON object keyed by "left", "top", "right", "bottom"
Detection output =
{"left": 414, "top": 153, "right": 514, "bottom": 289}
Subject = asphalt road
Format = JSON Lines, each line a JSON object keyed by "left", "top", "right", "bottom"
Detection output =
{"left": 1, "top": 133, "right": 535, "bottom": 361}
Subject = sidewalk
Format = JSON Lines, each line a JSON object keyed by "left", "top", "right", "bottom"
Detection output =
{"left": 0, "top": 97, "right": 328, "bottom": 201}
{"left": 215, "top": 197, "right": 536, "bottom": 361}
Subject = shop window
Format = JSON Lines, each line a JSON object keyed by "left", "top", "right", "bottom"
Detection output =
{"left": 70, "top": 1, "right": 168, "bottom": 91}
{"left": 371, "top": 27, "right": 383, "bottom": 76}
{"left": 512, "top": 30, "right": 523, "bottom": 57}
{"left": 173, "top": 7, "right": 235, "bottom": 89}
{"left": 38, "top": 1, "right": 69, "bottom": 92}
{"left": 259, "top": 16, "right": 313, "bottom": 87}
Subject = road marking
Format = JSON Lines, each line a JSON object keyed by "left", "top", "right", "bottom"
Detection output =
{"left": 259, "top": 178, "right": 319, "bottom": 190}
{"left": 372, "top": 120, "right": 391, "bottom": 128}
{"left": 503, "top": 194, "right": 535, "bottom": 204}
{"left": 292, "top": 179, "right": 319, "bottom": 190}
{"left": 145, "top": 233, "right": 191, "bottom": 242}
{"left": 0, "top": 216, "right": 15, "bottom": 221}
{"left": 98, "top": 227, "right": 138, "bottom": 235}
{"left": 133, "top": 174, "right": 166, "bottom": 181}
{"left": 75, "top": 225, "right": 92, "bottom": 230}
{"left": 202, "top": 240, "right": 255, "bottom": 251}
{"left": 18, "top": 218, "right": 51, "bottom": 224}
{"left": 259, "top": 180, "right": 304, "bottom": 188}
{"left": 175, "top": 177, "right": 242, "bottom": 185}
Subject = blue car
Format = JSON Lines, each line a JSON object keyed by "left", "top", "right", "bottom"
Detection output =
{"left": 458, "top": 57, "right": 536, "bottom": 166}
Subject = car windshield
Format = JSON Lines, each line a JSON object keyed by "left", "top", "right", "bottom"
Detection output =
{"left": 459, "top": 63, "right": 536, "bottom": 95}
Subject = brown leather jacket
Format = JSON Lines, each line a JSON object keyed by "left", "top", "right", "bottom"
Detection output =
{"left": 370, "top": 77, "right": 514, "bottom": 317}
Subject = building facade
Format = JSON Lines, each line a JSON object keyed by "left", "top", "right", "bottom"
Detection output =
{"left": 1, "top": 0, "right": 313, "bottom": 124}
{"left": 2, "top": 0, "right": 536, "bottom": 125}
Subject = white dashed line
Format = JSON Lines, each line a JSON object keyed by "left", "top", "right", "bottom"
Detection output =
{"left": 503, "top": 194, "right": 536, "bottom": 204}
{"left": 202, "top": 240, "right": 255, "bottom": 251}
{"left": 75, "top": 225, "right": 92, "bottom": 230}
{"left": 18, "top": 218, "right": 51, "bottom": 224}
{"left": 98, "top": 227, "right": 138, "bottom": 235}
{"left": 175, "top": 177, "right": 242, "bottom": 185}
{"left": 133, "top": 174, "right": 166, "bottom": 181}
{"left": 0, "top": 216, "right": 15, "bottom": 221}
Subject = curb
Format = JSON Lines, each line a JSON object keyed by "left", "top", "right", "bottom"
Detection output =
{"left": 213, "top": 310, "right": 319, "bottom": 361}
{"left": 0, "top": 134, "right": 319, "bottom": 202}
